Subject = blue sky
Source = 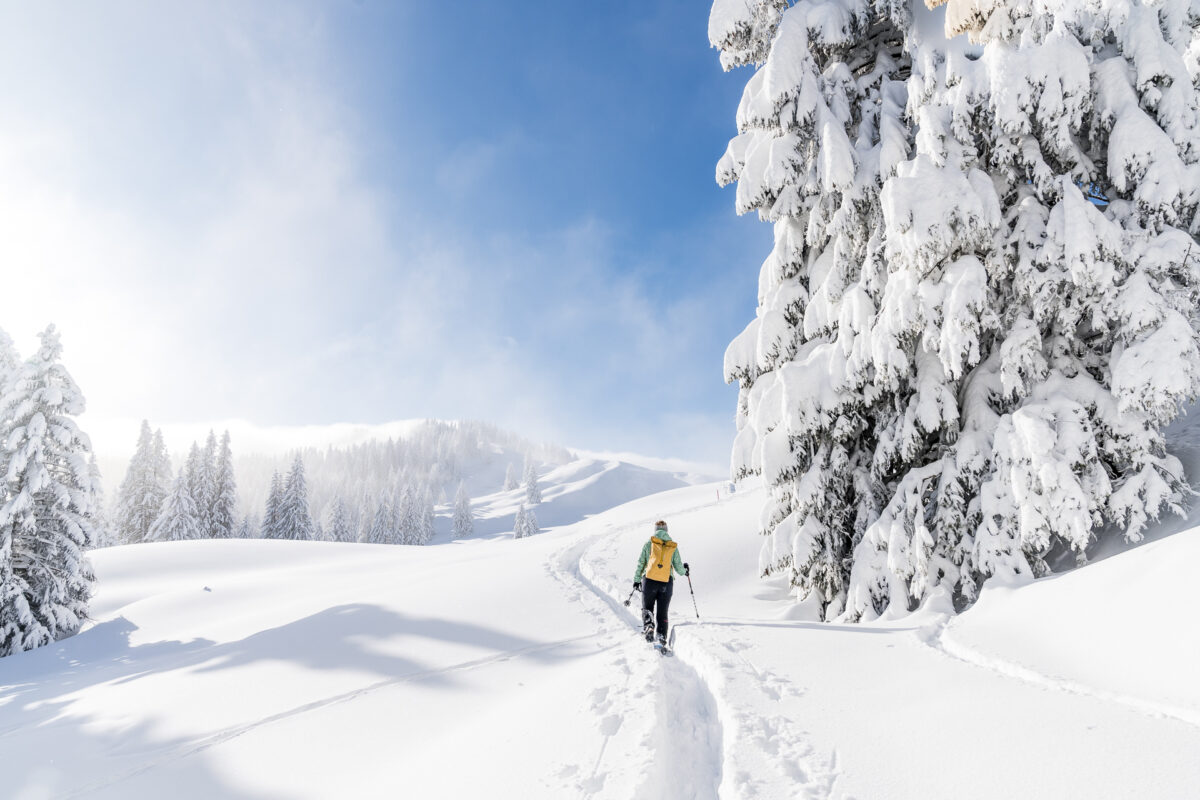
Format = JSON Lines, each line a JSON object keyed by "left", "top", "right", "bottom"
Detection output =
{"left": 0, "top": 1, "right": 767, "bottom": 468}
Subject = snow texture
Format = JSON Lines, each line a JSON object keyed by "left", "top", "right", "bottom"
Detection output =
{"left": 1, "top": 474, "right": 1195, "bottom": 798}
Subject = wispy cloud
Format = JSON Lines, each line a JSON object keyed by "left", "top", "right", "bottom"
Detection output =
{"left": 0, "top": 2, "right": 765, "bottom": 468}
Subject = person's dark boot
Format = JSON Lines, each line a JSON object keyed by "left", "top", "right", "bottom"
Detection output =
{"left": 641, "top": 608, "right": 655, "bottom": 641}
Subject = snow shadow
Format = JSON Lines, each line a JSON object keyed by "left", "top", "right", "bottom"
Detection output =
{"left": 0, "top": 604, "right": 584, "bottom": 797}
{"left": 0, "top": 618, "right": 285, "bottom": 798}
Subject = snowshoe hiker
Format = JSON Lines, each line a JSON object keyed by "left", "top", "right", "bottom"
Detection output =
{"left": 632, "top": 520, "right": 689, "bottom": 647}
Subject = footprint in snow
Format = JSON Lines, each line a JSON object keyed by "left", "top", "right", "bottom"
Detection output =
{"left": 577, "top": 773, "right": 606, "bottom": 794}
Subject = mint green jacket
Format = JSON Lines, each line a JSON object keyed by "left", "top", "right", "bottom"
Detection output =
{"left": 634, "top": 528, "right": 686, "bottom": 581}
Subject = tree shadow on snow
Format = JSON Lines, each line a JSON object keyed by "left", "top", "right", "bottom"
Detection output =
{"left": 0, "top": 604, "right": 584, "bottom": 797}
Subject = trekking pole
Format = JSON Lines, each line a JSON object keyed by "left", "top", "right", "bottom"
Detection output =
{"left": 623, "top": 586, "right": 639, "bottom": 607}
{"left": 686, "top": 573, "right": 700, "bottom": 619}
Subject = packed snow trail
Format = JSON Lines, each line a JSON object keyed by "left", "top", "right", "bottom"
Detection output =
{"left": 547, "top": 514, "right": 726, "bottom": 800}
{"left": 577, "top": 485, "right": 1200, "bottom": 800}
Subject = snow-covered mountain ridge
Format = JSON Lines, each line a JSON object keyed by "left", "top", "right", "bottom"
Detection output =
{"left": 1, "top": 462, "right": 1196, "bottom": 798}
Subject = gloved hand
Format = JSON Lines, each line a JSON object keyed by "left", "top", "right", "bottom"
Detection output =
{"left": 683, "top": 562, "right": 690, "bottom": 576}
{"left": 633, "top": 580, "right": 642, "bottom": 591}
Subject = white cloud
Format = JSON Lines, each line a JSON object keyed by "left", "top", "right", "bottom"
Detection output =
{"left": 0, "top": 2, "right": 757, "bottom": 471}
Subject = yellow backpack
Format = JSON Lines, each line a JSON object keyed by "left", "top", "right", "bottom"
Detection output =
{"left": 645, "top": 537, "right": 677, "bottom": 581}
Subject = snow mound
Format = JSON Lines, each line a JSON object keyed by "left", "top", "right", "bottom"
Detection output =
{"left": 944, "top": 527, "right": 1200, "bottom": 725}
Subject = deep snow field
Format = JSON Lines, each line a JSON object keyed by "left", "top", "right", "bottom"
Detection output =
{"left": 2, "top": 456, "right": 1198, "bottom": 799}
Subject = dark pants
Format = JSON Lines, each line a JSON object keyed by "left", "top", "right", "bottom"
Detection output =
{"left": 641, "top": 577, "right": 673, "bottom": 642}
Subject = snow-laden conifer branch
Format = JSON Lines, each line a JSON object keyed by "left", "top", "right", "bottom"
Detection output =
{"left": 711, "top": 0, "right": 1200, "bottom": 619}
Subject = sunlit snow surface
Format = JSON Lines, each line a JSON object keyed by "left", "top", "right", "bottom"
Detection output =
{"left": 1, "top": 458, "right": 1198, "bottom": 799}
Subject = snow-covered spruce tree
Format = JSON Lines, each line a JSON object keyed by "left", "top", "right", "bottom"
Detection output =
{"left": 0, "top": 326, "right": 98, "bottom": 654}
{"left": 712, "top": 0, "right": 914, "bottom": 618}
{"left": 114, "top": 420, "right": 169, "bottom": 544}
{"left": 262, "top": 471, "right": 284, "bottom": 539}
{"left": 453, "top": 482, "right": 474, "bottom": 538}
{"left": 523, "top": 458, "right": 542, "bottom": 505}
{"left": 201, "top": 431, "right": 218, "bottom": 531}
{"left": 236, "top": 514, "right": 258, "bottom": 539}
{"left": 845, "top": 0, "right": 1200, "bottom": 616}
{"left": 325, "top": 497, "right": 353, "bottom": 543}
{"left": 146, "top": 468, "right": 203, "bottom": 542}
{"left": 417, "top": 490, "right": 435, "bottom": 545}
{"left": 715, "top": 0, "right": 1200, "bottom": 619}
{"left": 523, "top": 505, "right": 540, "bottom": 537}
{"left": 210, "top": 431, "right": 237, "bottom": 539}
{"left": 513, "top": 504, "right": 529, "bottom": 539}
{"left": 0, "top": 329, "right": 34, "bottom": 654}
{"left": 364, "top": 497, "right": 392, "bottom": 544}
{"left": 87, "top": 455, "right": 112, "bottom": 548}
{"left": 277, "top": 455, "right": 313, "bottom": 541}
{"left": 395, "top": 486, "right": 419, "bottom": 545}
{"left": 183, "top": 442, "right": 211, "bottom": 536}
{"left": 503, "top": 463, "right": 519, "bottom": 491}
{"left": 152, "top": 429, "right": 172, "bottom": 495}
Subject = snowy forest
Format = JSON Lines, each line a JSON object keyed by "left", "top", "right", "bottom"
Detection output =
{"left": 713, "top": 0, "right": 1200, "bottom": 620}
{"left": 110, "top": 419, "right": 568, "bottom": 547}
{"left": 0, "top": 318, "right": 567, "bottom": 657}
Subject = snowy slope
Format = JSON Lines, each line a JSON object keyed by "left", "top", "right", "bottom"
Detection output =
{"left": 2, "top": 477, "right": 1198, "bottom": 798}
{"left": 460, "top": 457, "right": 714, "bottom": 539}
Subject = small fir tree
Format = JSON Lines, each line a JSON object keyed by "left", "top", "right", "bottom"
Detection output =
{"left": 365, "top": 497, "right": 393, "bottom": 544}
{"left": 417, "top": 490, "right": 435, "bottom": 545}
{"left": 87, "top": 455, "right": 112, "bottom": 548}
{"left": 395, "top": 486, "right": 419, "bottom": 544}
{"left": 277, "top": 455, "right": 314, "bottom": 541}
{"left": 236, "top": 514, "right": 258, "bottom": 539}
{"left": 514, "top": 504, "right": 529, "bottom": 540}
{"left": 325, "top": 497, "right": 353, "bottom": 543}
{"left": 452, "top": 482, "right": 474, "bottom": 539}
{"left": 262, "top": 472, "right": 284, "bottom": 539}
{"left": 146, "top": 469, "right": 203, "bottom": 543}
{"left": 114, "top": 420, "right": 169, "bottom": 544}
{"left": 152, "top": 429, "right": 172, "bottom": 496}
{"left": 523, "top": 458, "right": 542, "bottom": 505}
{"left": 523, "top": 505, "right": 540, "bottom": 538}
{"left": 210, "top": 431, "right": 237, "bottom": 539}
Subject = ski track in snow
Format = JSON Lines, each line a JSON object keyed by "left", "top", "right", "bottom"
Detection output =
{"left": 547, "top": 512, "right": 726, "bottom": 800}
{"left": 926, "top": 619, "right": 1200, "bottom": 730}
{"left": 557, "top": 500, "right": 840, "bottom": 800}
